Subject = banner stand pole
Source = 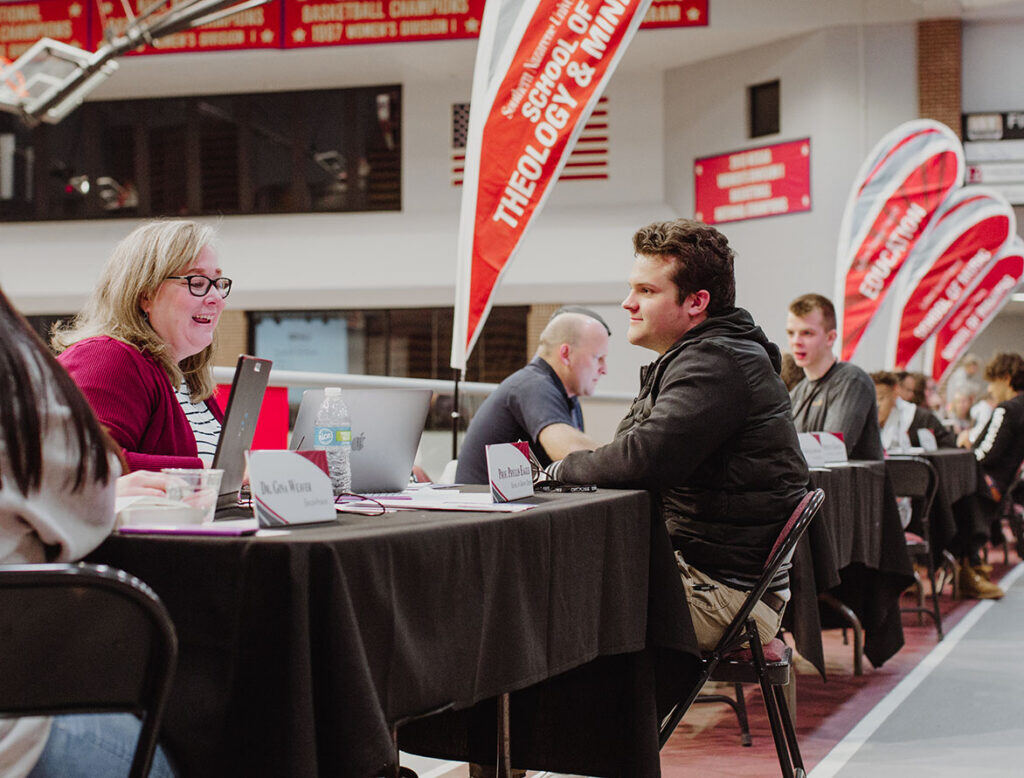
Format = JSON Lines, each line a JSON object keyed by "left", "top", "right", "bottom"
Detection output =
{"left": 451, "top": 368, "right": 463, "bottom": 460}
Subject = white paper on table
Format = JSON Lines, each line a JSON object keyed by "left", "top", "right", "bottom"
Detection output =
{"left": 338, "top": 489, "right": 535, "bottom": 513}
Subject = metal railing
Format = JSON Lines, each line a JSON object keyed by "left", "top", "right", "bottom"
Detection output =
{"left": 212, "top": 366, "right": 636, "bottom": 402}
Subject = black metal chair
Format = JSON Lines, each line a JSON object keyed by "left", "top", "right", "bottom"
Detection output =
{"left": 0, "top": 563, "right": 178, "bottom": 778}
{"left": 998, "top": 461, "right": 1024, "bottom": 559}
{"left": 886, "top": 456, "right": 943, "bottom": 640}
{"left": 659, "top": 488, "right": 825, "bottom": 778}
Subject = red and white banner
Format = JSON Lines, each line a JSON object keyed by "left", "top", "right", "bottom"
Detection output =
{"left": 834, "top": 120, "right": 964, "bottom": 364}
{"left": 450, "top": 0, "right": 654, "bottom": 370}
{"left": 693, "top": 138, "right": 810, "bottom": 225}
{"left": 888, "top": 188, "right": 1015, "bottom": 368}
{"left": 0, "top": 0, "right": 87, "bottom": 60}
{"left": 928, "top": 239, "right": 1024, "bottom": 382}
{"left": 89, "top": 0, "right": 282, "bottom": 54}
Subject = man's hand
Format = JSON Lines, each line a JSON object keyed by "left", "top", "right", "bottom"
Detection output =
{"left": 537, "top": 423, "right": 601, "bottom": 462}
{"left": 956, "top": 429, "right": 972, "bottom": 449}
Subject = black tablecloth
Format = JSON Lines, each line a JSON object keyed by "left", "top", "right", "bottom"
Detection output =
{"left": 918, "top": 449, "right": 988, "bottom": 561}
{"left": 88, "top": 489, "right": 701, "bottom": 778}
{"left": 785, "top": 461, "right": 915, "bottom": 675}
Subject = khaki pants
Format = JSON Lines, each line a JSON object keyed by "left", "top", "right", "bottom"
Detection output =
{"left": 678, "top": 558, "right": 784, "bottom": 653}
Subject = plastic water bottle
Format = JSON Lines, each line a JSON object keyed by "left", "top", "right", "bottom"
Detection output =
{"left": 314, "top": 387, "right": 351, "bottom": 495}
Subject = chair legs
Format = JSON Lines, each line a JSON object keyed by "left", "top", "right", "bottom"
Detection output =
{"left": 749, "top": 633, "right": 803, "bottom": 778}
{"left": 693, "top": 683, "right": 752, "bottom": 746}
{"left": 819, "top": 593, "right": 864, "bottom": 675}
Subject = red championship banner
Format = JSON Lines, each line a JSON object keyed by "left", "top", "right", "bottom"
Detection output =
{"left": 0, "top": 0, "right": 88, "bottom": 60}
{"left": 929, "top": 240, "right": 1024, "bottom": 382}
{"left": 89, "top": 0, "right": 282, "bottom": 54}
{"left": 887, "top": 188, "right": 1015, "bottom": 368}
{"left": 834, "top": 120, "right": 964, "bottom": 364}
{"left": 284, "top": 0, "right": 484, "bottom": 48}
{"left": 450, "top": 0, "right": 654, "bottom": 370}
{"left": 693, "top": 138, "right": 810, "bottom": 225}
{"left": 640, "top": 0, "right": 706, "bottom": 29}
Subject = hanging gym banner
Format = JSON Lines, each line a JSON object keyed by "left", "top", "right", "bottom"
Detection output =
{"left": 928, "top": 239, "right": 1024, "bottom": 382}
{"left": 833, "top": 119, "right": 964, "bottom": 364}
{"left": 450, "top": 0, "right": 653, "bottom": 370}
{"left": 887, "top": 187, "right": 1015, "bottom": 369}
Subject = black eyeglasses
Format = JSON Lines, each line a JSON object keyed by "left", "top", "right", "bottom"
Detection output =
{"left": 166, "top": 275, "right": 233, "bottom": 298}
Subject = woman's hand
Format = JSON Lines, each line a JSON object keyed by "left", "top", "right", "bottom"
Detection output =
{"left": 956, "top": 429, "right": 972, "bottom": 449}
{"left": 116, "top": 470, "right": 188, "bottom": 497}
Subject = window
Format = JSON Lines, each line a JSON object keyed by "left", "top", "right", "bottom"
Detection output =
{"left": 749, "top": 80, "right": 780, "bottom": 139}
{"left": 0, "top": 85, "right": 402, "bottom": 222}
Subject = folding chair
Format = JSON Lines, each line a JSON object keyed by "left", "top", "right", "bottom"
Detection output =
{"left": 998, "top": 460, "right": 1024, "bottom": 560}
{"left": 0, "top": 563, "right": 178, "bottom": 778}
{"left": 659, "top": 489, "right": 825, "bottom": 778}
{"left": 885, "top": 456, "right": 943, "bottom": 640}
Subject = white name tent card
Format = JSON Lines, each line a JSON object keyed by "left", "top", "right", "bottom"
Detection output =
{"left": 485, "top": 441, "right": 534, "bottom": 503}
{"left": 797, "top": 433, "right": 827, "bottom": 468}
{"left": 247, "top": 450, "right": 336, "bottom": 527}
{"left": 814, "top": 432, "right": 849, "bottom": 464}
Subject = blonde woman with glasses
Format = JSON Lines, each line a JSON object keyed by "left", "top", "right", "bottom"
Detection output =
{"left": 54, "top": 221, "right": 232, "bottom": 472}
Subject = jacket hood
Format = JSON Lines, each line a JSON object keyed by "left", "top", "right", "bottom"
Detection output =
{"left": 672, "top": 307, "right": 782, "bottom": 372}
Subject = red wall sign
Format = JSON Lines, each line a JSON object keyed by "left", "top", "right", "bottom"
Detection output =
{"left": 0, "top": 0, "right": 88, "bottom": 61}
{"left": 89, "top": 0, "right": 282, "bottom": 54}
{"left": 694, "top": 138, "right": 811, "bottom": 225}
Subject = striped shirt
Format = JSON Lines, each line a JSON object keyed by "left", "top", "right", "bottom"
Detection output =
{"left": 175, "top": 383, "right": 222, "bottom": 466}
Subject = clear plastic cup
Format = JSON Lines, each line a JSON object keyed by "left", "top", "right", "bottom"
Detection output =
{"left": 161, "top": 468, "right": 224, "bottom": 523}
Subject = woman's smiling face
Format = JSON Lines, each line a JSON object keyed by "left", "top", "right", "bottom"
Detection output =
{"left": 140, "top": 245, "right": 225, "bottom": 363}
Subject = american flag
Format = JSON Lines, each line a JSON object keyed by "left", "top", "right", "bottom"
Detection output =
{"left": 451, "top": 97, "right": 609, "bottom": 187}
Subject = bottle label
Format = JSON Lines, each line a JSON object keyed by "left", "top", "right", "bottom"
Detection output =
{"left": 314, "top": 426, "right": 352, "bottom": 447}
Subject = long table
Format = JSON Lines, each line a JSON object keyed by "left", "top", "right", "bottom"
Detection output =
{"left": 785, "top": 461, "right": 915, "bottom": 676}
{"left": 87, "top": 489, "right": 701, "bottom": 777}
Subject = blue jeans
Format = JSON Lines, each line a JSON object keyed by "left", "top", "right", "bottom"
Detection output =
{"left": 28, "top": 714, "right": 176, "bottom": 778}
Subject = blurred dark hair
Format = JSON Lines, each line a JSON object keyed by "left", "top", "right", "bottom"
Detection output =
{"left": 984, "top": 352, "right": 1024, "bottom": 391}
{"left": 780, "top": 352, "right": 804, "bottom": 391}
{"left": 632, "top": 219, "right": 736, "bottom": 314}
{"left": 870, "top": 371, "right": 898, "bottom": 388}
{"left": 0, "top": 287, "right": 112, "bottom": 496}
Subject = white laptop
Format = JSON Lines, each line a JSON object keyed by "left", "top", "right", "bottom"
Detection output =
{"left": 290, "top": 388, "right": 431, "bottom": 493}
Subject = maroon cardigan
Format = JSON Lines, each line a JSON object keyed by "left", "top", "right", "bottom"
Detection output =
{"left": 58, "top": 336, "right": 224, "bottom": 472}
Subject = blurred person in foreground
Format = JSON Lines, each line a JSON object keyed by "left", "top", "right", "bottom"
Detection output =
{"left": 0, "top": 287, "right": 179, "bottom": 777}
{"left": 871, "top": 371, "right": 955, "bottom": 451}
{"left": 53, "top": 221, "right": 230, "bottom": 472}
{"left": 546, "top": 219, "right": 808, "bottom": 651}
{"left": 966, "top": 353, "right": 1024, "bottom": 506}
{"left": 455, "top": 307, "right": 610, "bottom": 484}
{"left": 786, "top": 294, "right": 883, "bottom": 460}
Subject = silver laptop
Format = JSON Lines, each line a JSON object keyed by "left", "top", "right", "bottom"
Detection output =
{"left": 213, "top": 355, "right": 272, "bottom": 513}
{"left": 290, "top": 388, "right": 431, "bottom": 493}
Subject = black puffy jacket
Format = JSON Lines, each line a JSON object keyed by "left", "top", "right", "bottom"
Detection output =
{"left": 559, "top": 307, "right": 809, "bottom": 589}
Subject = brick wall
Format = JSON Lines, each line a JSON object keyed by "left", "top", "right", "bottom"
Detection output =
{"left": 527, "top": 304, "right": 561, "bottom": 357}
{"left": 212, "top": 309, "right": 249, "bottom": 367}
{"left": 917, "top": 19, "right": 962, "bottom": 137}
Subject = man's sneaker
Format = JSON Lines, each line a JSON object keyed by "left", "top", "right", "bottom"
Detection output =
{"left": 958, "top": 562, "right": 1004, "bottom": 600}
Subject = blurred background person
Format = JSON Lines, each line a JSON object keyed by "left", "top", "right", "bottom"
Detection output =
{"left": 0, "top": 286, "right": 178, "bottom": 777}
{"left": 872, "top": 371, "right": 954, "bottom": 451}
{"left": 53, "top": 221, "right": 230, "bottom": 472}
{"left": 946, "top": 353, "right": 985, "bottom": 406}
{"left": 895, "top": 370, "right": 928, "bottom": 407}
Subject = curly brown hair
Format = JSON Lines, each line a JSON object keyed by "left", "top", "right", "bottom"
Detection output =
{"left": 632, "top": 219, "right": 736, "bottom": 314}
{"left": 984, "top": 352, "right": 1024, "bottom": 391}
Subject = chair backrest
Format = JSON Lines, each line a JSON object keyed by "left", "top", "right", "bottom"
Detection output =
{"left": 0, "top": 562, "right": 177, "bottom": 778}
{"left": 885, "top": 456, "right": 939, "bottom": 525}
{"left": 711, "top": 489, "right": 825, "bottom": 657}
